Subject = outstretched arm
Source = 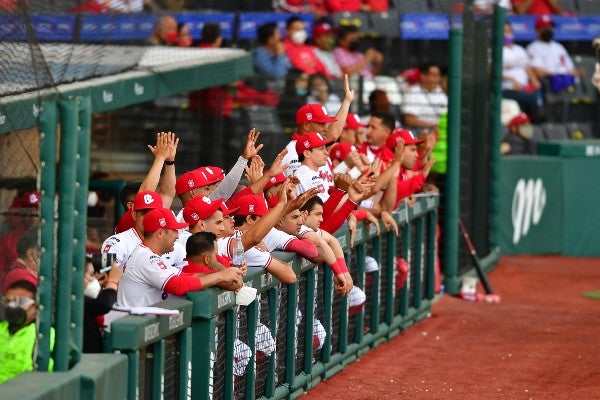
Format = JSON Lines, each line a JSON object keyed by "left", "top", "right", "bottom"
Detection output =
{"left": 142, "top": 132, "right": 179, "bottom": 208}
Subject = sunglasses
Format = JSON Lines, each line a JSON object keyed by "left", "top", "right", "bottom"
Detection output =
{"left": 3, "top": 296, "right": 36, "bottom": 308}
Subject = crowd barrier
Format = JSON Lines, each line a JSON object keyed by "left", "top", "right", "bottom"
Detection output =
{"left": 0, "top": 195, "right": 439, "bottom": 399}
{"left": 1, "top": 11, "right": 599, "bottom": 42}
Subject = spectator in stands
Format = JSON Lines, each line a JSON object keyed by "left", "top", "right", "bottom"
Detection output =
{"left": 501, "top": 113, "right": 536, "bottom": 155}
{"left": 176, "top": 23, "right": 192, "bottom": 47}
{"left": 502, "top": 21, "right": 542, "bottom": 122}
{"left": 284, "top": 16, "right": 330, "bottom": 77}
{"left": 401, "top": 63, "right": 448, "bottom": 129}
{"left": 311, "top": 22, "right": 343, "bottom": 79}
{"left": 274, "top": 0, "right": 328, "bottom": 19}
{"left": 527, "top": 15, "right": 579, "bottom": 86}
{"left": 368, "top": 88, "right": 401, "bottom": 124}
{"left": 0, "top": 193, "right": 39, "bottom": 276}
{"left": 117, "top": 208, "right": 244, "bottom": 308}
{"left": 83, "top": 256, "right": 121, "bottom": 353}
{"left": 279, "top": 69, "right": 310, "bottom": 132}
{"left": 2, "top": 228, "right": 39, "bottom": 287}
{"left": 0, "top": 270, "right": 54, "bottom": 384}
{"left": 306, "top": 73, "right": 342, "bottom": 115}
{"left": 326, "top": 0, "right": 388, "bottom": 13}
{"left": 198, "top": 22, "right": 223, "bottom": 48}
{"left": 104, "top": 0, "right": 159, "bottom": 12}
{"left": 511, "top": 0, "right": 565, "bottom": 15}
{"left": 334, "top": 25, "right": 383, "bottom": 79}
{"left": 253, "top": 22, "right": 292, "bottom": 92}
{"left": 148, "top": 15, "right": 179, "bottom": 46}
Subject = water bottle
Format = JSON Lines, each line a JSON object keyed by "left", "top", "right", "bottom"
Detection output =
{"left": 232, "top": 232, "right": 245, "bottom": 267}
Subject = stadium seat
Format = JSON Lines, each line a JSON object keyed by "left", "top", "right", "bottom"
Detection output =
{"left": 565, "top": 121, "right": 594, "bottom": 139}
{"left": 390, "top": 0, "right": 430, "bottom": 12}
{"left": 532, "top": 124, "right": 546, "bottom": 142}
{"left": 330, "top": 12, "right": 369, "bottom": 30}
{"left": 576, "top": 0, "right": 600, "bottom": 15}
{"left": 541, "top": 122, "right": 570, "bottom": 140}
{"left": 366, "top": 12, "right": 400, "bottom": 38}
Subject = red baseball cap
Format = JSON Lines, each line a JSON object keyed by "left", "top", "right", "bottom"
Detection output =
{"left": 11, "top": 191, "right": 40, "bottom": 208}
{"left": 2, "top": 268, "right": 38, "bottom": 294}
{"left": 535, "top": 15, "right": 554, "bottom": 30}
{"left": 236, "top": 194, "right": 269, "bottom": 217}
{"left": 508, "top": 113, "right": 530, "bottom": 128}
{"left": 264, "top": 173, "right": 287, "bottom": 190}
{"left": 386, "top": 129, "right": 424, "bottom": 149}
{"left": 295, "top": 132, "right": 334, "bottom": 154}
{"left": 312, "top": 22, "right": 335, "bottom": 38}
{"left": 220, "top": 202, "right": 239, "bottom": 216}
{"left": 133, "top": 191, "right": 164, "bottom": 211}
{"left": 175, "top": 170, "right": 209, "bottom": 196}
{"left": 143, "top": 208, "right": 188, "bottom": 232}
{"left": 183, "top": 196, "right": 223, "bottom": 224}
{"left": 296, "top": 104, "right": 336, "bottom": 124}
{"left": 329, "top": 142, "right": 357, "bottom": 163}
{"left": 199, "top": 166, "right": 225, "bottom": 185}
{"left": 345, "top": 113, "right": 367, "bottom": 130}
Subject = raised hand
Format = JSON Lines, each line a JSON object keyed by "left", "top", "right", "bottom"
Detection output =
{"left": 380, "top": 211, "right": 399, "bottom": 236}
{"left": 333, "top": 173, "right": 353, "bottom": 192}
{"left": 241, "top": 128, "right": 264, "bottom": 159}
{"left": 343, "top": 74, "right": 355, "bottom": 103}
{"left": 245, "top": 156, "right": 264, "bottom": 183}
{"left": 268, "top": 148, "right": 289, "bottom": 177}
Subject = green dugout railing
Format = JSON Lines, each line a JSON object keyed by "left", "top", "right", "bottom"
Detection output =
{"left": 0, "top": 191, "right": 438, "bottom": 400}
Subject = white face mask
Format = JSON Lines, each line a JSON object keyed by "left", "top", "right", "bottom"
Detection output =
{"left": 84, "top": 279, "right": 101, "bottom": 299}
{"left": 291, "top": 30, "right": 307, "bottom": 45}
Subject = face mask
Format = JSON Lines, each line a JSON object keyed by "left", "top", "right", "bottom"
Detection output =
{"left": 504, "top": 34, "right": 514, "bottom": 46}
{"left": 518, "top": 123, "right": 534, "bottom": 140}
{"left": 295, "top": 87, "right": 307, "bottom": 96}
{"left": 348, "top": 40, "right": 360, "bottom": 52}
{"left": 290, "top": 30, "right": 307, "bottom": 45}
{"left": 540, "top": 30, "right": 553, "bottom": 42}
{"left": 4, "top": 305, "right": 27, "bottom": 328}
{"left": 324, "top": 38, "right": 335, "bottom": 50}
{"left": 84, "top": 279, "right": 101, "bottom": 299}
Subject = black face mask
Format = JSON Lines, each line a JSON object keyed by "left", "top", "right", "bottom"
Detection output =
{"left": 540, "top": 30, "right": 553, "bottom": 42}
{"left": 4, "top": 305, "right": 27, "bottom": 328}
{"left": 348, "top": 40, "right": 360, "bottom": 52}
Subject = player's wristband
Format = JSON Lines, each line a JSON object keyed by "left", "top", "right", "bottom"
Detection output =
{"left": 348, "top": 167, "right": 362, "bottom": 179}
{"left": 333, "top": 162, "right": 350, "bottom": 174}
{"left": 164, "top": 160, "right": 175, "bottom": 165}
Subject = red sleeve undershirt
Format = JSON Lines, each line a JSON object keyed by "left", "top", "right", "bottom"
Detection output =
{"left": 164, "top": 273, "right": 202, "bottom": 296}
{"left": 321, "top": 198, "right": 356, "bottom": 234}
{"left": 323, "top": 187, "right": 345, "bottom": 219}
{"left": 284, "top": 238, "right": 319, "bottom": 260}
{"left": 394, "top": 173, "right": 426, "bottom": 209}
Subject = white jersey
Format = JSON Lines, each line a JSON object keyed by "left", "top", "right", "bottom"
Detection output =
{"left": 527, "top": 40, "right": 575, "bottom": 76}
{"left": 177, "top": 230, "right": 192, "bottom": 249}
{"left": 299, "top": 225, "right": 322, "bottom": 237}
{"left": 503, "top": 44, "right": 531, "bottom": 89}
{"left": 117, "top": 243, "right": 180, "bottom": 307}
{"left": 282, "top": 140, "right": 300, "bottom": 176}
{"left": 295, "top": 164, "right": 329, "bottom": 202}
{"left": 401, "top": 85, "right": 448, "bottom": 125}
{"left": 102, "top": 227, "right": 187, "bottom": 270}
{"left": 217, "top": 232, "right": 273, "bottom": 268}
{"left": 262, "top": 228, "right": 296, "bottom": 252}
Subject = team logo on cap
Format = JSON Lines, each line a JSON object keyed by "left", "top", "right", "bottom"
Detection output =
{"left": 205, "top": 167, "right": 214, "bottom": 174}
{"left": 249, "top": 204, "right": 255, "bottom": 213}
{"left": 270, "top": 177, "right": 276, "bottom": 183}
{"left": 29, "top": 193, "right": 39, "bottom": 204}
{"left": 321, "top": 106, "right": 327, "bottom": 115}
{"left": 202, "top": 197, "right": 211, "bottom": 204}
{"left": 335, "top": 150, "right": 341, "bottom": 158}
{"left": 187, "top": 179, "right": 195, "bottom": 188}
{"left": 144, "top": 194, "right": 154, "bottom": 205}
{"left": 306, "top": 112, "right": 312, "bottom": 121}
{"left": 304, "top": 140, "right": 310, "bottom": 148}
{"left": 159, "top": 217, "right": 166, "bottom": 227}
{"left": 191, "top": 212, "right": 199, "bottom": 221}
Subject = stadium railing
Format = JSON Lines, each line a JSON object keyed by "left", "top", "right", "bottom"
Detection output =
{"left": 0, "top": 195, "right": 439, "bottom": 400}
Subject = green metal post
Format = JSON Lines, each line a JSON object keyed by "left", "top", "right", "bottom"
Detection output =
{"left": 54, "top": 98, "right": 79, "bottom": 371}
{"left": 489, "top": 5, "right": 507, "bottom": 249}
{"left": 127, "top": 352, "right": 140, "bottom": 400}
{"left": 265, "top": 287, "right": 279, "bottom": 397}
{"left": 444, "top": 28, "right": 463, "bottom": 295}
{"left": 245, "top": 299, "right": 258, "bottom": 400}
{"left": 426, "top": 211, "right": 438, "bottom": 300}
{"left": 413, "top": 217, "right": 424, "bottom": 310}
{"left": 152, "top": 340, "right": 166, "bottom": 397}
{"left": 303, "top": 268, "right": 316, "bottom": 373}
{"left": 70, "top": 96, "right": 91, "bottom": 366}
{"left": 224, "top": 310, "right": 235, "bottom": 400}
{"left": 369, "top": 236, "right": 381, "bottom": 333}
{"left": 37, "top": 100, "right": 57, "bottom": 372}
{"left": 384, "top": 231, "right": 396, "bottom": 325}
{"left": 190, "top": 317, "right": 216, "bottom": 399}
{"left": 179, "top": 327, "right": 192, "bottom": 400}
{"left": 320, "top": 268, "right": 333, "bottom": 364}
{"left": 353, "top": 244, "right": 366, "bottom": 343}
{"left": 285, "top": 283, "right": 298, "bottom": 385}
{"left": 399, "top": 225, "right": 411, "bottom": 317}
